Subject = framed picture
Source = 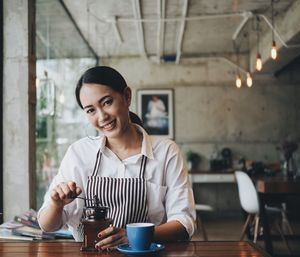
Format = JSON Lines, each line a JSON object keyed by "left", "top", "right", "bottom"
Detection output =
{"left": 137, "top": 89, "right": 174, "bottom": 139}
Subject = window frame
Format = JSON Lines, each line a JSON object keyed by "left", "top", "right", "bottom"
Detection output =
{"left": 0, "top": 0, "right": 4, "bottom": 224}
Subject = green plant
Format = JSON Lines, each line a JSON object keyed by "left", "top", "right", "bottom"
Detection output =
{"left": 186, "top": 150, "right": 201, "bottom": 163}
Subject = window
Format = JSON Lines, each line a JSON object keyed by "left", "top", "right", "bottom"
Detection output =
{"left": 35, "top": 0, "right": 98, "bottom": 210}
{"left": 35, "top": 59, "right": 95, "bottom": 209}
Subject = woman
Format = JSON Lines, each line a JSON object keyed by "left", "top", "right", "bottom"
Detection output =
{"left": 38, "top": 66, "right": 196, "bottom": 250}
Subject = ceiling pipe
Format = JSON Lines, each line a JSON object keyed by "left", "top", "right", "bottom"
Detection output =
{"left": 156, "top": 0, "right": 165, "bottom": 63}
{"left": 231, "top": 12, "right": 300, "bottom": 49}
{"left": 175, "top": 0, "right": 188, "bottom": 64}
{"left": 118, "top": 12, "right": 245, "bottom": 23}
{"left": 131, "top": 0, "right": 147, "bottom": 58}
{"left": 232, "top": 12, "right": 253, "bottom": 42}
{"left": 90, "top": 10, "right": 300, "bottom": 51}
{"left": 258, "top": 14, "right": 300, "bottom": 48}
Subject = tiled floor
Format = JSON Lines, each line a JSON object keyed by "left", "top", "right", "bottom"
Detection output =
{"left": 192, "top": 216, "right": 300, "bottom": 257}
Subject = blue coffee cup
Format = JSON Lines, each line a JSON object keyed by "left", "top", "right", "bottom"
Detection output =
{"left": 126, "top": 223, "right": 154, "bottom": 251}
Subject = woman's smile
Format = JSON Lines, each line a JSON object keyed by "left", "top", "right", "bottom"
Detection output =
{"left": 100, "top": 119, "right": 116, "bottom": 131}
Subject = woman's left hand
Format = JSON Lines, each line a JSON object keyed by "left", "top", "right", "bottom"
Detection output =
{"left": 95, "top": 226, "right": 128, "bottom": 251}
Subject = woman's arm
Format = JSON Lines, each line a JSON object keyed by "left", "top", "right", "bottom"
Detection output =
{"left": 38, "top": 181, "right": 82, "bottom": 232}
{"left": 38, "top": 202, "right": 64, "bottom": 232}
{"left": 154, "top": 220, "right": 189, "bottom": 242}
{"left": 162, "top": 140, "right": 197, "bottom": 238}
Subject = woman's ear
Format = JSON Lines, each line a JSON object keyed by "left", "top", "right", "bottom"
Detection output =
{"left": 123, "top": 87, "right": 132, "bottom": 106}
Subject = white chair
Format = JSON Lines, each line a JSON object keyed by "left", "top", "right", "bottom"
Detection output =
{"left": 195, "top": 204, "right": 214, "bottom": 241}
{"left": 235, "top": 171, "right": 293, "bottom": 253}
{"left": 235, "top": 171, "right": 260, "bottom": 243}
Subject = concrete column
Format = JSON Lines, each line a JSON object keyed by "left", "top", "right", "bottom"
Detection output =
{"left": 3, "top": 0, "right": 36, "bottom": 221}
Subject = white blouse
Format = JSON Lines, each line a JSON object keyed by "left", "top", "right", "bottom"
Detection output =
{"left": 39, "top": 125, "right": 196, "bottom": 241}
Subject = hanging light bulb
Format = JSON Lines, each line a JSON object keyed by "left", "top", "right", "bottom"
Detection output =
{"left": 255, "top": 16, "right": 262, "bottom": 71}
{"left": 233, "top": 44, "right": 242, "bottom": 88}
{"left": 256, "top": 53, "right": 262, "bottom": 71}
{"left": 246, "top": 72, "right": 253, "bottom": 87}
{"left": 236, "top": 74, "right": 242, "bottom": 88}
{"left": 270, "top": 0, "right": 277, "bottom": 60}
{"left": 271, "top": 40, "right": 277, "bottom": 60}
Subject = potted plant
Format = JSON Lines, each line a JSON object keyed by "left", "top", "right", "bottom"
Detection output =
{"left": 185, "top": 150, "right": 201, "bottom": 173}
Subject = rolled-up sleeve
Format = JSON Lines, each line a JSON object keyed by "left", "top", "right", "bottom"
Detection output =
{"left": 164, "top": 142, "right": 196, "bottom": 238}
{"left": 38, "top": 146, "right": 85, "bottom": 233}
{"left": 38, "top": 176, "right": 70, "bottom": 232}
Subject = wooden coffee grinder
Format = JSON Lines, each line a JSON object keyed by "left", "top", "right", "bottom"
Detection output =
{"left": 80, "top": 195, "right": 112, "bottom": 251}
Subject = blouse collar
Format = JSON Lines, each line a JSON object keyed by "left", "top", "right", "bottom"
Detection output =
{"left": 97, "top": 124, "right": 154, "bottom": 160}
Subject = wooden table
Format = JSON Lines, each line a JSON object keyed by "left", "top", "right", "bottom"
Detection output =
{"left": 257, "top": 176, "right": 300, "bottom": 255}
{"left": 0, "top": 241, "right": 270, "bottom": 257}
{"left": 257, "top": 176, "right": 300, "bottom": 194}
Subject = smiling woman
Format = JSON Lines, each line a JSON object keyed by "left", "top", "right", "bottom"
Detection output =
{"left": 37, "top": 66, "right": 196, "bottom": 251}
{"left": 79, "top": 84, "right": 132, "bottom": 143}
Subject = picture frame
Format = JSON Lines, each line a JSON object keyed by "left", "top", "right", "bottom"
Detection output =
{"left": 137, "top": 89, "right": 174, "bottom": 139}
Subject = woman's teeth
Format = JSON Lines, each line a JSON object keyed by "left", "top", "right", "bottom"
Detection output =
{"left": 102, "top": 120, "right": 115, "bottom": 129}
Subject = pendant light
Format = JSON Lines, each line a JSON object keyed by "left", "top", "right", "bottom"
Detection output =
{"left": 256, "top": 16, "right": 262, "bottom": 71}
{"left": 235, "top": 46, "right": 242, "bottom": 88}
{"left": 236, "top": 74, "right": 242, "bottom": 88}
{"left": 256, "top": 53, "right": 262, "bottom": 71}
{"left": 246, "top": 72, "right": 253, "bottom": 87}
{"left": 271, "top": 40, "right": 277, "bottom": 60}
{"left": 270, "top": 0, "right": 277, "bottom": 60}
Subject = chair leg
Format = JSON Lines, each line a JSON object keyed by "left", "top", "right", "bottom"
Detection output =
{"left": 281, "top": 210, "right": 294, "bottom": 235}
{"left": 240, "top": 214, "right": 252, "bottom": 241}
{"left": 196, "top": 213, "right": 208, "bottom": 241}
{"left": 253, "top": 214, "right": 260, "bottom": 243}
{"left": 275, "top": 220, "right": 293, "bottom": 255}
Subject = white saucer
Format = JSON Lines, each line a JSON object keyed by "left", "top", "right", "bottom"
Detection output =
{"left": 117, "top": 243, "right": 165, "bottom": 255}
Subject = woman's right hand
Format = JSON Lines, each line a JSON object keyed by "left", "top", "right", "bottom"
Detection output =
{"left": 50, "top": 181, "right": 82, "bottom": 208}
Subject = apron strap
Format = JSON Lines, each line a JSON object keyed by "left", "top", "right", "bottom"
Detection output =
{"left": 139, "top": 155, "right": 147, "bottom": 178}
{"left": 91, "top": 150, "right": 102, "bottom": 177}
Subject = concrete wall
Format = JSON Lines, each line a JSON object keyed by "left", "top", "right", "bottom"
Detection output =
{"left": 101, "top": 57, "right": 300, "bottom": 170}
{"left": 99, "top": 57, "right": 300, "bottom": 215}
{"left": 3, "top": 0, "right": 35, "bottom": 221}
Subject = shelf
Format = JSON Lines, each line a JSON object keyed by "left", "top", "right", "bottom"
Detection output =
{"left": 189, "top": 173, "right": 235, "bottom": 183}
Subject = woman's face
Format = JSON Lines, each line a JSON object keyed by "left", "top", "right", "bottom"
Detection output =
{"left": 79, "top": 83, "right": 131, "bottom": 139}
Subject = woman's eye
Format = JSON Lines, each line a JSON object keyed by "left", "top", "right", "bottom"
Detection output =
{"left": 86, "top": 108, "right": 95, "bottom": 114}
{"left": 103, "top": 99, "right": 113, "bottom": 106}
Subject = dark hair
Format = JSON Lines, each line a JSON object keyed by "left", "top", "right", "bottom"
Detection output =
{"left": 129, "top": 111, "right": 143, "bottom": 127}
{"left": 75, "top": 66, "right": 128, "bottom": 109}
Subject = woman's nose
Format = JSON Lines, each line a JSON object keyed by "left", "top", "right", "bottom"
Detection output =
{"left": 97, "top": 109, "right": 108, "bottom": 122}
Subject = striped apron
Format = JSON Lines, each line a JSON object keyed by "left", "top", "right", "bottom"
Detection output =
{"left": 85, "top": 150, "right": 148, "bottom": 228}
